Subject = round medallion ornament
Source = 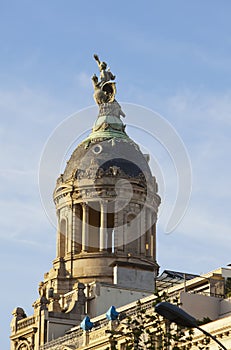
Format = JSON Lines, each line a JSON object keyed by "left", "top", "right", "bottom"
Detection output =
{"left": 92, "top": 144, "right": 103, "bottom": 154}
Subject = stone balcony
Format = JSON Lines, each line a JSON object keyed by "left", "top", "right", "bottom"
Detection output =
{"left": 17, "top": 316, "right": 36, "bottom": 331}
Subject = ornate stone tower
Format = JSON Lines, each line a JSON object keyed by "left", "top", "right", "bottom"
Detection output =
{"left": 10, "top": 55, "right": 161, "bottom": 350}
{"left": 50, "top": 54, "right": 160, "bottom": 293}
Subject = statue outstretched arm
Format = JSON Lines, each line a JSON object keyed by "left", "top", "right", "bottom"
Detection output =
{"left": 93, "top": 54, "right": 101, "bottom": 68}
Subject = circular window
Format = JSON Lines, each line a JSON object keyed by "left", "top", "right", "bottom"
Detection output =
{"left": 93, "top": 144, "right": 102, "bottom": 154}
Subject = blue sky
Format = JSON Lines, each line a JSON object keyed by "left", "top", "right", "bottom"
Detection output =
{"left": 1, "top": 0, "right": 231, "bottom": 347}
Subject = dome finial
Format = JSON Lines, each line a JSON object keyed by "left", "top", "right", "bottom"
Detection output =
{"left": 92, "top": 54, "right": 125, "bottom": 119}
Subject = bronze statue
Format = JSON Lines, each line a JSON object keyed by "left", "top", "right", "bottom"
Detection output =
{"left": 92, "top": 54, "right": 117, "bottom": 104}
{"left": 92, "top": 54, "right": 125, "bottom": 119}
{"left": 93, "top": 54, "right": 115, "bottom": 87}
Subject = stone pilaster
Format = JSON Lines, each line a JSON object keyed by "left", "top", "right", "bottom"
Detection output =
{"left": 100, "top": 201, "right": 107, "bottom": 251}
{"left": 82, "top": 203, "right": 89, "bottom": 252}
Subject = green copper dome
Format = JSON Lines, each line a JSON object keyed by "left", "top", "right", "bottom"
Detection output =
{"left": 84, "top": 114, "right": 128, "bottom": 142}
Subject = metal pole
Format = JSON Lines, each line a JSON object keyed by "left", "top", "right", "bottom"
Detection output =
{"left": 196, "top": 325, "right": 227, "bottom": 350}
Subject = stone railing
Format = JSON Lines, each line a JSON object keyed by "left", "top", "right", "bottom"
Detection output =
{"left": 39, "top": 297, "right": 156, "bottom": 350}
{"left": 17, "top": 316, "right": 35, "bottom": 330}
{"left": 39, "top": 284, "right": 226, "bottom": 350}
{"left": 40, "top": 329, "right": 83, "bottom": 350}
{"left": 187, "top": 289, "right": 225, "bottom": 298}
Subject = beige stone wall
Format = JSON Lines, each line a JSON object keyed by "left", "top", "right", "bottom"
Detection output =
{"left": 180, "top": 291, "right": 220, "bottom": 320}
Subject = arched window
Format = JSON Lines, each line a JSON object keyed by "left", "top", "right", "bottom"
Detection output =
{"left": 17, "top": 342, "right": 30, "bottom": 350}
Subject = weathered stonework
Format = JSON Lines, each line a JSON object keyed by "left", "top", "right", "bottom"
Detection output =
{"left": 10, "top": 55, "right": 231, "bottom": 350}
{"left": 10, "top": 55, "right": 161, "bottom": 350}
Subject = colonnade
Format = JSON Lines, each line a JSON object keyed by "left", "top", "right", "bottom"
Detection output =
{"left": 58, "top": 201, "right": 157, "bottom": 259}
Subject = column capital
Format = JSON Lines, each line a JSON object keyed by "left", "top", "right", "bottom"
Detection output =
{"left": 100, "top": 199, "right": 108, "bottom": 207}
{"left": 82, "top": 202, "right": 89, "bottom": 208}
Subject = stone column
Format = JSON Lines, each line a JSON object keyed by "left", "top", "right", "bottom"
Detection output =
{"left": 74, "top": 204, "right": 82, "bottom": 253}
{"left": 146, "top": 207, "right": 152, "bottom": 257}
{"left": 113, "top": 210, "right": 118, "bottom": 253}
{"left": 100, "top": 201, "right": 107, "bottom": 251}
{"left": 56, "top": 209, "right": 60, "bottom": 258}
{"left": 151, "top": 222, "right": 156, "bottom": 259}
{"left": 140, "top": 205, "right": 146, "bottom": 254}
{"left": 150, "top": 210, "right": 157, "bottom": 259}
{"left": 67, "top": 206, "right": 73, "bottom": 253}
{"left": 82, "top": 203, "right": 89, "bottom": 252}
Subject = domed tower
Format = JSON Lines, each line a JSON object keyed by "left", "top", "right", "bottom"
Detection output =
{"left": 51, "top": 55, "right": 161, "bottom": 294}
{"left": 10, "top": 56, "right": 161, "bottom": 349}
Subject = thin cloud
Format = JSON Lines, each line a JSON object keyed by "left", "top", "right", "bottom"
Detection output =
{"left": 75, "top": 71, "right": 92, "bottom": 89}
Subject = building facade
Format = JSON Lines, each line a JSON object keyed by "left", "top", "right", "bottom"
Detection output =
{"left": 10, "top": 56, "right": 231, "bottom": 350}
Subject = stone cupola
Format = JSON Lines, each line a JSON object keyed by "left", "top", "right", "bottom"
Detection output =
{"left": 50, "top": 55, "right": 161, "bottom": 294}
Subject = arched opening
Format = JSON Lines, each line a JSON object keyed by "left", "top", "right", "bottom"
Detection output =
{"left": 88, "top": 203, "right": 100, "bottom": 252}
{"left": 17, "top": 342, "right": 30, "bottom": 350}
{"left": 73, "top": 204, "right": 82, "bottom": 254}
{"left": 107, "top": 208, "right": 114, "bottom": 253}
{"left": 59, "top": 219, "right": 67, "bottom": 257}
{"left": 126, "top": 213, "right": 138, "bottom": 254}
